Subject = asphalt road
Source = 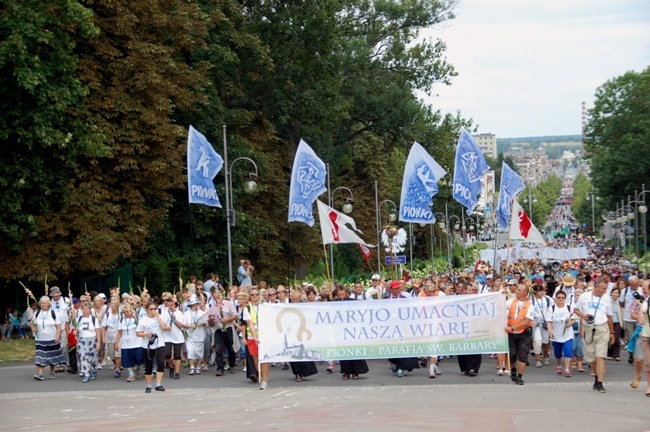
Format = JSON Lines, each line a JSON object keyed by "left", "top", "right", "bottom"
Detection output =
{"left": 1, "top": 355, "right": 647, "bottom": 432}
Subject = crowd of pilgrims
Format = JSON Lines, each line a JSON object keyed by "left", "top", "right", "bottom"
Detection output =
{"left": 22, "top": 241, "right": 650, "bottom": 395}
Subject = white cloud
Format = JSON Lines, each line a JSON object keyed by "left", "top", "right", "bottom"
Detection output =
{"left": 422, "top": 0, "right": 650, "bottom": 137}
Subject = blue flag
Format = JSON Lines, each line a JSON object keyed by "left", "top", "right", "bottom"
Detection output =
{"left": 496, "top": 162, "right": 525, "bottom": 231}
{"left": 399, "top": 141, "right": 447, "bottom": 224}
{"left": 452, "top": 129, "right": 490, "bottom": 215}
{"left": 187, "top": 126, "right": 224, "bottom": 207}
{"left": 288, "top": 139, "right": 328, "bottom": 226}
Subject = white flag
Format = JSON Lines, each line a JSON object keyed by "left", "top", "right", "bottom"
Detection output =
{"left": 509, "top": 200, "right": 546, "bottom": 245}
{"left": 317, "top": 200, "right": 374, "bottom": 246}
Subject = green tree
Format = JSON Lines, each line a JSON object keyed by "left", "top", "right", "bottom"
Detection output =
{"left": 584, "top": 67, "right": 650, "bottom": 210}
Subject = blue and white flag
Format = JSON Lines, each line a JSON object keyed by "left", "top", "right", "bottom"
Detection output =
{"left": 187, "top": 126, "right": 224, "bottom": 207}
{"left": 452, "top": 129, "right": 490, "bottom": 215}
{"left": 399, "top": 141, "right": 446, "bottom": 224}
{"left": 288, "top": 139, "right": 328, "bottom": 226}
{"left": 496, "top": 162, "right": 525, "bottom": 231}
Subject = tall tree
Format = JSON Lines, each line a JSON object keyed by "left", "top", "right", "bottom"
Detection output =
{"left": 584, "top": 66, "right": 650, "bottom": 210}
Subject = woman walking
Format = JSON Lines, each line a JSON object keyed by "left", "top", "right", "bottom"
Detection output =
{"left": 30, "top": 297, "right": 65, "bottom": 380}
{"left": 76, "top": 302, "right": 102, "bottom": 383}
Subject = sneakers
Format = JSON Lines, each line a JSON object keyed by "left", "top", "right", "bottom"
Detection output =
{"left": 155, "top": 385, "right": 166, "bottom": 392}
{"left": 282, "top": 363, "right": 290, "bottom": 370}
{"left": 82, "top": 376, "right": 89, "bottom": 383}
{"left": 593, "top": 382, "right": 606, "bottom": 393}
{"left": 242, "top": 367, "right": 247, "bottom": 373}
{"left": 510, "top": 372, "right": 517, "bottom": 382}
{"left": 434, "top": 365, "right": 442, "bottom": 375}
{"left": 564, "top": 369, "right": 571, "bottom": 377}
{"left": 189, "top": 368, "right": 195, "bottom": 375}
{"left": 556, "top": 366, "right": 562, "bottom": 374}
{"left": 169, "top": 368, "right": 174, "bottom": 378}
{"left": 97, "top": 365, "right": 102, "bottom": 370}
{"left": 497, "top": 369, "right": 504, "bottom": 376}
{"left": 113, "top": 370, "right": 121, "bottom": 378}
{"left": 173, "top": 373, "right": 180, "bottom": 380}
{"left": 259, "top": 381, "right": 267, "bottom": 390}
{"left": 34, "top": 373, "right": 44, "bottom": 381}
{"left": 397, "top": 369, "right": 404, "bottom": 377}
{"left": 543, "top": 358, "right": 550, "bottom": 366}
{"left": 195, "top": 368, "right": 201, "bottom": 375}
{"left": 145, "top": 387, "right": 152, "bottom": 393}
{"left": 515, "top": 377, "right": 525, "bottom": 385}
{"left": 429, "top": 366, "right": 436, "bottom": 379}
{"left": 215, "top": 369, "right": 224, "bottom": 377}
{"left": 224, "top": 364, "right": 230, "bottom": 371}
{"left": 90, "top": 370, "right": 97, "bottom": 380}
{"left": 126, "top": 375, "right": 136, "bottom": 382}
{"left": 535, "top": 360, "right": 542, "bottom": 368}
{"left": 391, "top": 365, "right": 398, "bottom": 374}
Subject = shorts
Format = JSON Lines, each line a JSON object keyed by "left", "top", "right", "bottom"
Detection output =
{"left": 165, "top": 342, "right": 183, "bottom": 361}
{"left": 583, "top": 324, "right": 609, "bottom": 363}
{"left": 105, "top": 342, "right": 121, "bottom": 359}
{"left": 247, "top": 339, "right": 259, "bottom": 356}
{"left": 509, "top": 328, "right": 533, "bottom": 364}
{"left": 573, "top": 334, "right": 584, "bottom": 357}
{"left": 121, "top": 347, "right": 144, "bottom": 369}
{"left": 553, "top": 340, "right": 573, "bottom": 359}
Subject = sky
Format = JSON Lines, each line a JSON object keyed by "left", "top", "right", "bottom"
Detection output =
{"left": 422, "top": 0, "right": 650, "bottom": 138}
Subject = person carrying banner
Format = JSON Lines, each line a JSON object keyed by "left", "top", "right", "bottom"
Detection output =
{"left": 505, "top": 282, "right": 534, "bottom": 385}
{"left": 386, "top": 281, "right": 420, "bottom": 377}
{"left": 457, "top": 282, "right": 482, "bottom": 376}
{"left": 242, "top": 287, "right": 270, "bottom": 389}
{"left": 423, "top": 282, "right": 443, "bottom": 378}
{"left": 335, "top": 287, "right": 370, "bottom": 381}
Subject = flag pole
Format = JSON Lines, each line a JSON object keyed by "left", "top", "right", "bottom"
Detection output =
{"left": 323, "top": 244, "right": 332, "bottom": 291}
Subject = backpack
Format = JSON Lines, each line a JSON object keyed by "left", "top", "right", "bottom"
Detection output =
{"left": 551, "top": 304, "right": 571, "bottom": 313}
{"left": 35, "top": 309, "right": 56, "bottom": 321}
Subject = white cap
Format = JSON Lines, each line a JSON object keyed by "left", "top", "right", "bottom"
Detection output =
{"left": 371, "top": 274, "right": 381, "bottom": 280}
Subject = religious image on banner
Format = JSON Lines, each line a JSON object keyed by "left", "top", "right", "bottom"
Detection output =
{"left": 399, "top": 141, "right": 446, "bottom": 223}
{"left": 496, "top": 162, "right": 525, "bottom": 231}
{"left": 452, "top": 129, "right": 490, "bottom": 215}
{"left": 187, "top": 126, "right": 224, "bottom": 208}
{"left": 288, "top": 140, "right": 328, "bottom": 226}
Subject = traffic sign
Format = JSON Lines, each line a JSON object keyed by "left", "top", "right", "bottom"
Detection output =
{"left": 385, "top": 255, "right": 407, "bottom": 265}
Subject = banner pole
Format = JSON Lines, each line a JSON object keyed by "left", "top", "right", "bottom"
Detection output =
{"left": 323, "top": 244, "right": 332, "bottom": 290}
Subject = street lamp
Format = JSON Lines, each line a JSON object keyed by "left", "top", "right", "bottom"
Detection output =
{"left": 328, "top": 185, "right": 354, "bottom": 279}
{"left": 223, "top": 125, "right": 258, "bottom": 288}
{"left": 374, "top": 181, "right": 397, "bottom": 273}
{"left": 639, "top": 184, "right": 648, "bottom": 271}
{"left": 522, "top": 190, "right": 538, "bottom": 220}
{"left": 586, "top": 188, "right": 598, "bottom": 236}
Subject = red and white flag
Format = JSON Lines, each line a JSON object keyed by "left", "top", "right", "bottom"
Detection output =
{"left": 317, "top": 200, "right": 374, "bottom": 247}
{"left": 358, "top": 243, "right": 371, "bottom": 260}
{"left": 509, "top": 199, "right": 546, "bottom": 245}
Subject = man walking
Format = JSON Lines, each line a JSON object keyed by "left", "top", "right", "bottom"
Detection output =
{"left": 505, "top": 282, "right": 534, "bottom": 385}
{"left": 574, "top": 278, "right": 615, "bottom": 393}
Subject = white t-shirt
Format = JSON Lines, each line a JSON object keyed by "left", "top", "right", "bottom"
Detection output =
{"left": 77, "top": 315, "right": 100, "bottom": 339}
{"left": 183, "top": 309, "right": 206, "bottom": 342}
{"left": 642, "top": 301, "right": 650, "bottom": 338}
{"left": 118, "top": 316, "right": 140, "bottom": 349}
{"left": 531, "top": 295, "right": 554, "bottom": 326}
{"left": 545, "top": 304, "right": 575, "bottom": 343}
{"left": 50, "top": 298, "right": 70, "bottom": 324}
{"left": 575, "top": 292, "right": 612, "bottom": 326}
{"left": 34, "top": 309, "right": 60, "bottom": 341}
{"left": 622, "top": 286, "right": 644, "bottom": 322}
{"left": 349, "top": 292, "right": 374, "bottom": 301}
{"left": 102, "top": 310, "right": 122, "bottom": 343}
{"left": 163, "top": 309, "right": 186, "bottom": 344}
{"left": 136, "top": 316, "right": 165, "bottom": 349}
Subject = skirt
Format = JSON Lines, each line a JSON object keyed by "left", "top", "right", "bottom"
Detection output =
{"left": 185, "top": 339, "right": 204, "bottom": 360}
{"left": 290, "top": 361, "right": 319, "bottom": 378}
{"left": 389, "top": 357, "right": 420, "bottom": 371}
{"left": 340, "top": 359, "right": 369, "bottom": 375}
{"left": 34, "top": 339, "right": 65, "bottom": 367}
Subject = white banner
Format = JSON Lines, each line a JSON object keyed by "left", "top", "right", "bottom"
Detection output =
{"left": 258, "top": 293, "right": 508, "bottom": 363}
{"left": 480, "top": 246, "right": 589, "bottom": 265}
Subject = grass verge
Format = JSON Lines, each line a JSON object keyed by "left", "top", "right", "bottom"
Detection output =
{"left": 0, "top": 337, "right": 35, "bottom": 363}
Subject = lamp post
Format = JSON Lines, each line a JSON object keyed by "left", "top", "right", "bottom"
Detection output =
{"left": 327, "top": 184, "right": 354, "bottom": 280}
{"left": 375, "top": 182, "right": 397, "bottom": 273}
{"left": 223, "top": 125, "right": 258, "bottom": 288}
{"left": 586, "top": 188, "right": 598, "bottom": 236}
{"left": 522, "top": 190, "right": 537, "bottom": 221}
{"left": 638, "top": 183, "right": 648, "bottom": 271}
